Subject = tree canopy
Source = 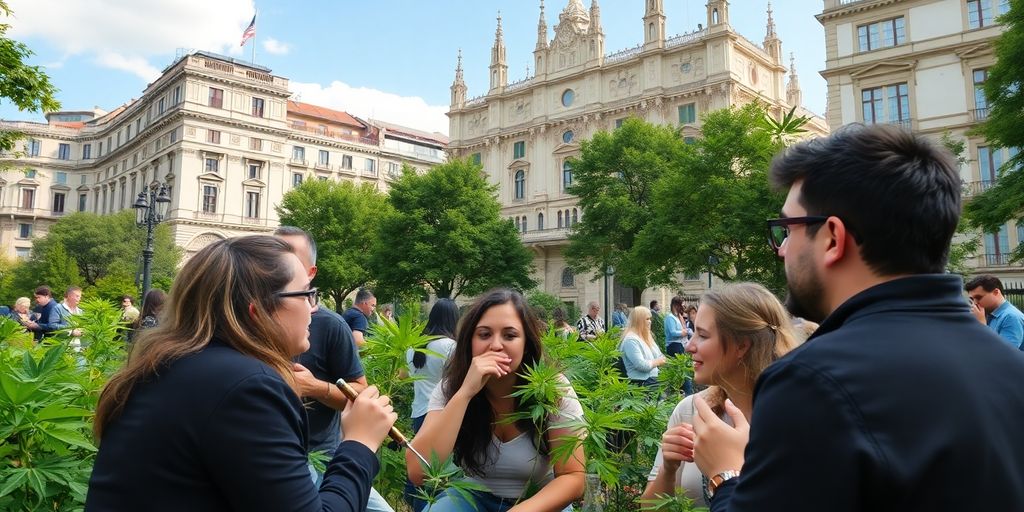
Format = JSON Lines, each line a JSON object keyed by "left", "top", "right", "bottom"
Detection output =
{"left": 0, "top": 0, "right": 60, "bottom": 155}
{"left": 276, "top": 179, "right": 390, "bottom": 309}
{"left": 369, "top": 160, "right": 535, "bottom": 299}
{"left": 966, "top": 0, "right": 1024, "bottom": 263}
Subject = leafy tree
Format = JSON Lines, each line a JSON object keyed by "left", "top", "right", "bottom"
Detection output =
{"left": 939, "top": 132, "right": 981, "bottom": 275}
{"left": 0, "top": 0, "right": 60, "bottom": 156}
{"left": 760, "top": 105, "right": 810, "bottom": 146}
{"left": 369, "top": 160, "right": 535, "bottom": 299}
{"left": 4, "top": 211, "right": 180, "bottom": 303}
{"left": 635, "top": 103, "right": 788, "bottom": 293}
{"left": 276, "top": 179, "right": 390, "bottom": 310}
{"left": 966, "top": 0, "right": 1024, "bottom": 263}
{"left": 564, "top": 118, "right": 687, "bottom": 305}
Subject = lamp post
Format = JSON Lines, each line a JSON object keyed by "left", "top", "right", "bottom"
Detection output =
{"left": 707, "top": 255, "right": 719, "bottom": 290}
{"left": 132, "top": 184, "right": 171, "bottom": 302}
{"left": 604, "top": 265, "right": 615, "bottom": 329}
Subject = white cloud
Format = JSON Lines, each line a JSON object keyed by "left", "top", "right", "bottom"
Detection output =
{"left": 262, "top": 37, "right": 290, "bottom": 55}
{"left": 5, "top": 0, "right": 255, "bottom": 80}
{"left": 291, "top": 81, "right": 450, "bottom": 136}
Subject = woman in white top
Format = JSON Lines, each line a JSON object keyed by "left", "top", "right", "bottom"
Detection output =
{"left": 407, "top": 289, "right": 585, "bottom": 512}
{"left": 619, "top": 306, "right": 666, "bottom": 388}
{"left": 641, "top": 283, "right": 800, "bottom": 509}
{"left": 407, "top": 298, "right": 460, "bottom": 433}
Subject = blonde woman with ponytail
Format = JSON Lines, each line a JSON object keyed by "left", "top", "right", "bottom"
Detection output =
{"left": 640, "top": 283, "right": 801, "bottom": 509}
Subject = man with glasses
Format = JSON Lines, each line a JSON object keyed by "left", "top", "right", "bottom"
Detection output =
{"left": 577, "top": 301, "right": 605, "bottom": 341}
{"left": 692, "top": 124, "right": 1024, "bottom": 511}
{"left": 275, "top": 227, "right": 394, "bottom": 512}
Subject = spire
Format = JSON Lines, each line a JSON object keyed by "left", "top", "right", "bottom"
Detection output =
{"left": 536, "top": 0, "right": 548, "bottom": 50}
{"left": 643, "top": 0, "right": 666, "bottom": 51}
{"left": 495, "top": 10, "right": 504, "bottom": 47}
{"left": 489, "top": 11, "right": 508, "bottom": 92}
{"left": 763, "top": 2, "right": 782, "bottom": 63}
{"left": 589, "top": 0, "right": 602, "bottom": 34}
{"left": 766, "top": 2, "right": 776, "bottom": 38}
{"left": 786, "top": 52, "right": 803, "bottom": 107}
{"left": 450, "top": 49, "right": 467, "bottom": 108}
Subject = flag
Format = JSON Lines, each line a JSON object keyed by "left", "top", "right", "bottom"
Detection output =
{"left": 240, "top": 14, "right": 256, "bottom": 47}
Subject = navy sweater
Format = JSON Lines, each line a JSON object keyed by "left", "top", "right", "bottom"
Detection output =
{"left": 86, "top": 342, "right": 379, "bottom": 511}
{"left": 711, "top": 275, "right": 1024, "bottom": 511}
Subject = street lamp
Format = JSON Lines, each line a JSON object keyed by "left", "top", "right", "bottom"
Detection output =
{"left": 132, "top": 183, "right": 171, "bottom": 302}
{"left": 604, "top": 265, "right": 615, "bottom": 329}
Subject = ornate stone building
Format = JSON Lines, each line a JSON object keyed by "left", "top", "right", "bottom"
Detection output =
{"left": 817, "top": 0, "right": 1022, "bottom": 280}
{"left": 447, "top": 0, "right": 828, "bottom": 313}
{"left": 0, "top": 51, "right": 447, "bottom": 261}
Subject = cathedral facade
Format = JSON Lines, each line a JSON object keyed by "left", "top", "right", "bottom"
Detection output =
{"left": 446, "top": 0, "right": 827, "bottom": 313}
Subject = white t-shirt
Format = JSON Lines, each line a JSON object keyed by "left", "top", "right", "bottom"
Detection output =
{"left": 427, "top": 374, "right": 585, "bottom": 499}
{"left": 648, "top": 391, "right": 732, "bottom": 508}
{"left": 406, "top": 336, "right": 457, "bottom": 419}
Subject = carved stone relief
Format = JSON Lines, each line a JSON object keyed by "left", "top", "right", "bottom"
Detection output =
{"left": 509, "top": 97, "right": 532, "bottom": 124}
{"left": 467, "top": 112, "right": 488, "bottom": 136}
{"left": 230, "top": 134, "right": 241, "bottom": 145}
{"left": 185, "top": 126, "right": 196, "bottom": 137}
{"left": 671, "top": 54, "right": 695, "bottom": 84}
{"left": 608, "top": 70, "right": 638, "bottom": 99}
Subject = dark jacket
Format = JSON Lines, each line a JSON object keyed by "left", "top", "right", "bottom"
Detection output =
{"left": 712, "top": 275, "right": 1024, "bottom": 511}
{"left": 32, "top": 299, "right": 62, "bottom": 339}
{"left": 86, "top": 341, "right": 379, "bottom": 511}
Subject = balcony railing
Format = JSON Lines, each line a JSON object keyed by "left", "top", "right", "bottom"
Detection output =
{"left": 887, "top": 119, "right": 912, "bottom": 131}
{"left": 971, "top": 107, "right": 990, "bottom": 122}
{"left": 980, "top": 253, "right": 1015, "bottom": 267}
{"left": 519, "top": 226, "right": 571, "bottom": 244}
{"left": 190, "top": 211, "right": 270, "bottom": 227}
{"left": 964, "top": 180, "right": 995, "bottom": 197}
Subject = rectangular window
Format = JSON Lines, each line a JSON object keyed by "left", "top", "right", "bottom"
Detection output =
{"left": 678, "top": 103, "right": 697, "bottom": 124}
{"left": 341, "top": 155, "right": 353, "bottom": 169}
{"left": 78, "top": 193, "right": 87, "bottom": 212}
{"left": 974, "top": 68, "right": 989, "bottom": 119}
{"left": 292, "top": 173, "right": 304, "bottom": 187}
{"left": 80, "top": 174, "right": 87, "bottom": 185}
{"left": 471, "top": 153, "right": 482, "bottom": 165}
{"left": 209, "top": 87, "right": 224, "bottom": 108}
{"left": 98, "top": 141, "right": 104, "bottom": 156}
{"left": 252, "top": 97, "right": 265, "bottom": 118}
{"left": 136, "top": 118, "right": 142, "bottom": 133}
{"left": 58, "top": 143, "right": 71, "bottom": 160}
{"left": 126, "top": 125, "right": 132, "bottom": 140}
{"left": 968, "top": 0, "right": 992, "bottom": 29}
{"left": 857, "top": 17, "right": 905, "bottom": 51}
{"left": 984, "top": 224, "right": 1011, "bottom": 265}
{"left": 248, "top": 162, "right": 261, "bottom": 180}
{"left": 169, "top": 128, "right": 177, "bottom": 143}
{"left": 120, "top": 182, "right": 126, "bottom": 209}
{"left": 18, "top": 223, "right": 31, "bottom": 238}
{"left": 365, "top": 158, "right": 376, "bottom": 174}
{"left": 202, "top": 186, "right": 218, "bottom": 213}
{"left": 158, "top": 98, "right": 165, "bottom": 115}
{"left": 52, "top": 192, "right": 65, "bottom": 213}
{"left": 208, "top": 129, "right": 221, "bottom": 144}
{"left": 55, "top": 171, "right": 67, "bottom": 185}
{"left": 28, "top": 139, "right": 40, "bottom": 156}
{"left": 15, "top": 247, "right": 30, "bottom": 260}
{"left": 292, "top": 146, "right": 305, "bottom": 162}
{"left": 862, "top": 83, "right": 910, "bottom": 127}
{"left": 172, "top": 85, "right": 181, "bottom": 105}
{"left": 20, "top": 189, "right": 34, "bottom": 209}
{"left": 249, "top": 137, "right": 262, "bottom": 151}
{"left": 205, "top": 157, "right": 219, "bottom": 173}
{"left": 245, "top": 191, "right": 260, "bottom": 219}
{"left": 82, "top": 143, "right": 92, "bottom": 159}
{"left": 615, "top": 118, "right": 625, "bottom": 129}
{"left": 318, "top": 150, "right": 330, "bottom": 166}
{"left": 388, "top": 162, "right": 400, "bottom": 174}
{"left": 513, "top": 141, "right": 526, "bottom": 159}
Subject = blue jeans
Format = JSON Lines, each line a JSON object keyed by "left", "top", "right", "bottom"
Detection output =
{"left": 308, "top": 463, "right": 395, "bottom": 512}
{"left": 405, "top": 415, "right": 429, "bottom": 512}
{"left": 425, "top": 488, "right": 574, "bottom": 512}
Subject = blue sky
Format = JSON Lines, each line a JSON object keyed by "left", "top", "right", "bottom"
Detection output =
{"left": 1, "top": 0, "right": 828, "bottom": 135}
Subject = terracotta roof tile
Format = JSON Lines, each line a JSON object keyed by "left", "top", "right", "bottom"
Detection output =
{"left": 287, "top": 100, "right": 364, "bottom": 128}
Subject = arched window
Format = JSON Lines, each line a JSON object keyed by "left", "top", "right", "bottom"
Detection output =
{"left": 572, "top": 208, "right": 579, "bottom": 225}
{"left": 648, "top": 23, "right": 655, "bottom": 40}
{"left": 557, "top": 210, "right": 563, "bottom": 228}
{"left": 562, "top": 161, "right": 573, "bottom": 190}
{"left": 561, "top": 267, "right": 575, "bottom": 288}
{"left": 515, "top": 216, "right": 521, "bottom": 231}
{"left": 514, "top": 170, "right": 525, "bottom": 200}
{"left": 712, "top": 9, "right": 720, "bottom": 24}
{"left": 521, "top": 215, "right": 528, "bottom": 233}
{"left": 538, "top": 212, "right": 544, "bottom": 230}
{"left": 564, "top": 209, "right": 570, "bottom": 224}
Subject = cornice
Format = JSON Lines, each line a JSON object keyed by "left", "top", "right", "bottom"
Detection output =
{"left": 816, "top": 0, "right": 902, "bottom": 22}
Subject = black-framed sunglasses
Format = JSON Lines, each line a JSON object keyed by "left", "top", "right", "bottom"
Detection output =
{"left": 276, "top": 287, "right": 320, "bottom": 307}
{"left": 766, "top": 216, "right": 829, "bottom": 252}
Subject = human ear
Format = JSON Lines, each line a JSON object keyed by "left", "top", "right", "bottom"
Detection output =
{"left": 821, "top": 216, "right": 850, "bottom": 268}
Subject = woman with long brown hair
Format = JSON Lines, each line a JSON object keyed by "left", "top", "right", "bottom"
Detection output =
{"left": 406, "top": 288, "right": 585, "bottom": 511}
{"left": 86, "top": 235, "right": 397, "bottom": 511}
{"left": 641, "top": 283, "right": 800, "bottom": 509}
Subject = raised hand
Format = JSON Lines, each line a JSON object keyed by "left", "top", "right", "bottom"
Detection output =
{"left": 692, "top": 397, "right": 749, "bottom": 477}
{"left": 459, "top": 351, "right": 513, "bottom": 397}
{"left": 661, "top": 422, "right": 696, "bottom": 472}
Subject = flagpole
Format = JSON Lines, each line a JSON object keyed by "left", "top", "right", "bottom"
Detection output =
{"left": 251, "top": 10, "right": 257, "bottom": 64}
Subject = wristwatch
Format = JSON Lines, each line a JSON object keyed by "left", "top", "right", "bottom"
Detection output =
{"left": 708, "top": 470, "right": 741, "bottom": 498}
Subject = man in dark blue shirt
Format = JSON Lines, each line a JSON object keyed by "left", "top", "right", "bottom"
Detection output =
{"left": 342, "top": 288, "right": 376, "bottom": 347}
{"left": 692, "top": 124, "right": 1024, "bottom": 511}
{"left": 26, "top": 285, "right": 62, "bottom": 340}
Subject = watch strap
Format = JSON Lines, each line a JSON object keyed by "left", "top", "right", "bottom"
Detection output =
{"left": 708, "top": 470, "right": 741, "bottom": 498}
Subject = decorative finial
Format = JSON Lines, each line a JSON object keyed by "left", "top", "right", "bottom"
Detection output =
{"left": 766, "top": 2, "right": 777, "bottom": 37}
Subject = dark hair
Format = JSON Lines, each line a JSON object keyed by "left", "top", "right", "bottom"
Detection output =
{"left": 355, "top": 288, "right": 375, "bottom": 304}
{"left": 273, "top": 226, "right": 317, "bottom": 265}
{"left": 121, "top": 295, "right": 134, "bottom": 304}
{"left": 670, "top": 296, "right": 685, "bottom": 315}
{"left": 769, "top": 124, "right": 960, "bottom": 275}
{"left": 65, "top": 286, "right": 82, "bottom": 297}
{"left": 34, "top": 286, "right": 52, "bottom": 297}
{"left": 442, "top": 288, "right": 547, "bottom": 476}
{"left": 965, "top": 275, "right": 1004, "bottom": 293}
{"left": 413, "top": 299, "right": 460, "bottom": 369}
{"left": 95, "top": 236, "right": 299, "bottom": 439}
{"left": 649, "top": 300, "right": 659, "bottom": 309}
{"left": 135, "top": 289, "right": 168, "bottom": 329}
{"left": 552, "top": 306, "right": 569, "bottom": 326}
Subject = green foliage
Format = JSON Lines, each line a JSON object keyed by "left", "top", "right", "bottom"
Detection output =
{"left": 276, "top": 179, "right": 391, "bottom": 309}
{"left": 565, "top": 118, "right": 687, "bottom": 303}
{"left": 0, "top": 0, "right": 60, "bottom": 160}
{"left": 526, "top": 291, "right": 575, "bottom": 324}
{"left": 968, "top": 0, "right": 1024, "bottom": 263}
{"left": 370, "top": 160, "right": 535, "bottom": 299}
{"left": 759, "top": 106, "right": 810, "bottom": 146}
{"left": 938, "top": 132, "right": 981, "bottom": 275}
{"left": 635, "top": 103, "right": 789, "bottom": 294}
{"left": 0, "top": 297, "right": 127, "bottom": 511}
{"left": 413, "top": 454, "right": 488, "bottom": 509}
